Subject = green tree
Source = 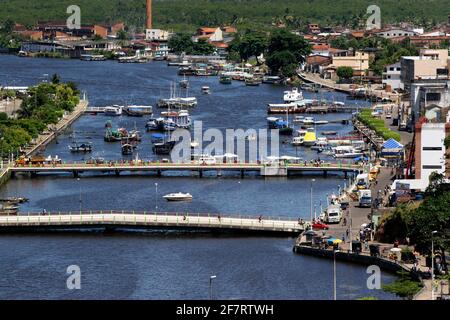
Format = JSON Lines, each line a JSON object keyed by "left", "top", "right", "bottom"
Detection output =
{"left": 234, "top": 31, "right": 268, "bottom": 64}
{"left": 51, "top": 73, "right": 60, "bottom": 84}
{"left": 266, "top": 29, "right": 310, "bottom": 76}
{"left": 192, "top": 39, "right": 215, "bottom": 55}
{"left": 337, "top": 66, "right": 354, "bottom": 80}
{"left": 168, "top": 33, "right": 194, "bottom": 54}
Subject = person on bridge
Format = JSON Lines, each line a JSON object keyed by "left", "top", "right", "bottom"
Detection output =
{"left": 217, "top": 214, "right": 221, "bottom": 222}
{"left": 258, "top": 215, "right": 263, "bottom": 223}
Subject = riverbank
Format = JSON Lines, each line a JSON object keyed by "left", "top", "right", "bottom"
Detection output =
{"left": 21, "top": 99, "right": 88, "bottom": 157}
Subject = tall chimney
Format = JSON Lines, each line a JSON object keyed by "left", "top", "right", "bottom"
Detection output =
{"left": 146, "top": 0, "right": 152, "bottom": 29}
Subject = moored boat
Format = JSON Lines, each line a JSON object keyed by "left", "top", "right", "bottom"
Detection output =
{"left": 163, "top": 192, "right": 193, "bottom": 202}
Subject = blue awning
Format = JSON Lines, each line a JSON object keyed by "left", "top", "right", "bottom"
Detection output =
{"left": 382, "top": 138, "right": 403, "bottom": 150}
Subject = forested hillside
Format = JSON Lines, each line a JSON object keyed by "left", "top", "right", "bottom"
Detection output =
{"left": 1, "top": 0, "right": 449, "bottom": 32}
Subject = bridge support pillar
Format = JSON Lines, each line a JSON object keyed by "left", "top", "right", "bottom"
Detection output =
{"left": 344, "top": 171, "right": 348, "bottom": 179}
{"left": 115, "top": 169, "right": 120, "bottom": 176}
{"left": 323, "top": 170, "right": 328, "bottom": 177}
{"left": 240, "top": 170, "right": 244, "bottom": 179}
{"left": 156, "top": 170, "right": 161, "bottom": 177}
{"left": 30, "top": 171, "right": 37, "bottom": 178}
{"left": 199, "top": 170, "right": 203, "bottom": 178}
{"left": 72, "top": 171, "right": 79, "bottom": 178}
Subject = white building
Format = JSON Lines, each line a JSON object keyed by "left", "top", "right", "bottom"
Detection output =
{"left": 146, "top": 29, "right": 170, "bottom": 41}
{"left": 374, "top": 28, "right": 417, "bottom": 39}
{"left": 382, "top": 62, "right": 404, "bottom": 91}
{"left": 410, "top": 79, "right": 450, "bottom": 123}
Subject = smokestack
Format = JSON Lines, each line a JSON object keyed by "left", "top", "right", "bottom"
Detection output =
{"left": 146, "top": 0, "right": 152, "bottom": 29}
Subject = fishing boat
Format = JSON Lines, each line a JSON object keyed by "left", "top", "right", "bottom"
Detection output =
{"left": 303, "top": 117, "right": 315, "bottom": 125}
{"left": 266, "top": 117, "right": 293, "bottom": 134}
{"left": 151, "top": 133, "right": 168, "bottom": 143}
{"left": 202, "top": 86, "right": 210, "bottom": 94}
{"left": 311, "top": 137, "right": 329, "bottom": 151}
{"left": 145, "top": 118, "right": 160, "bottom": 131}
{"left": 262, "top": 76, "right": 281, "bottom": 84}
{"left": 104, "top": 128, "right": 123, "bottom": 142}
{"left": 303, "top": 129, "right": 317, "bottom": 147}
{"left": 0, "top": 197, "right": 29, "bottom": 203}
{"left": 153, "top": 140, "right": 176, "bottom": 155}
{"left": 123, "top": 105, "right": 153, "bottom": 117}
{"left": 163, "top": 192, "right": 193, "bottom": 202}
{"left": 121, "top": 140, "right": 134, "bottom": 155}
{"left": 219, "top": 74, "right": 232, "bottom": 84}
{"left": 180, "top": 74, "right": 189, "bottom": 88}
{"left": 104, "top": 105, "right": 123, "bottom": 116}
{"left": 293, "top": 116, "right": 305, "bottom": 123}
{"left": 322, "top": 131, "right": 338, "bottom": 136}
{"left": 69, "top": 141, "right": 92, "bottom": 153}
{"left": 161, "top": 110, "right": 192, "bottom": 129}
{"left": 245, "top": 77, "right": 261, "bottom": 86}
{"left": 314, "top": 120, "right": 329, "bottom": 125}
{"left": 283, "top": 87, "right": 303, "bottom": 103}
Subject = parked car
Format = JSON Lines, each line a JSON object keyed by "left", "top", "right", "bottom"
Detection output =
{"left": 312, "top": 222, "right": 329, "bottom": 230}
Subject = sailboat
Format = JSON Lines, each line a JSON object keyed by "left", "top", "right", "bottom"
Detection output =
{"left": 280, "top": 108, "right": 293, "bottom": 135}
{"left": 180, "top": 75, "right": 189, "bottom": 88}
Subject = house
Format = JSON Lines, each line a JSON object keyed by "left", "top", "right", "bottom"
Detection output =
{"left": 400, "top": 49, "right": 449, "bottom": 90}
{"left": 408, "top": 36, "right": 450, "bottom": 48}
{"left": 305, "top": 55, "right": 332, "bottom": 74}
{"left": 210, "top": 42, "right": 229, "bottom": 57}
{"left": 195, "top": 27, "right": 223, "bottom": 42}
{"left": 14, "top": 30, "right": 43, "bottom": 41}
{"left": 36, "top": 21, "right": 118, "bottom": 39}
{"left": 382, "top": 62, "right": 404, "bottom": 91}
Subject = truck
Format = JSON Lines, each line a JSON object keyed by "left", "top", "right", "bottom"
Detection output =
{"left": 325, "top": 204, "right": 342, "bottom": 224}
{"left": 356, "top": 173, "right": 369, "bottom": 190}
{"left": 358, "top": 189, "right": 372, "bottom": 208}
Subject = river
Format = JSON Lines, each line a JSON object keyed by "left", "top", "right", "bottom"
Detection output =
{"left": 0, "top": 55, "right": 397, "bottom": 300}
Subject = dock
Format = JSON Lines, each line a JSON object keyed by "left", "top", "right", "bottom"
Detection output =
{"left": 0, "top": 211, "right": 304, "bottom": 235}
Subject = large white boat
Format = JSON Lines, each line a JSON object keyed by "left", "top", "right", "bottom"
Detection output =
{"left": 163, "top": 193, "right": 193, "bottom": 202}
{"left": 332, "top": 146, "right": 364, "bottom": 158}
{"left": 283, "top": 87, "right": 304, "bottom": 103}
{"left": 104, "top": 105, "right": 123, "bottom": 116}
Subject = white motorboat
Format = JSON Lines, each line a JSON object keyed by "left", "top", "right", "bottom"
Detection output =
{"left": 163, "top": 192, "right": 193, "bottom": 201}
{"left": 291, "top": 136, "right": 304, "bottom": 146}
{"left": 283, "top": 87, "right": 303, "bottom": 103}
{"left": 332, "top": 146, "right": 363, "bottom": 158}
{"left": 303, "top": 117, "right": 315, "bottom": 125}
{"left": 202, "top": 86, "right": 210, "bottom": 94}
{"left": 104, "top": 105, "right": 123, "bottom": 116}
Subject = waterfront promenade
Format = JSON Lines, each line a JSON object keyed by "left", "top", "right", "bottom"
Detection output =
{"left": 298, "top": 71, "right": 400, "bottom": 101}
{"left": 0, "top": 211, "right": 304, "bottom": 235}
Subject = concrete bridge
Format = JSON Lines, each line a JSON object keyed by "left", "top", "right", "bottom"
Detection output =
{"left": 0, "top": 211, "right": 305, "bottom": 235}
{"left": 9, "top": 162, "right": 366, "bottom": 178}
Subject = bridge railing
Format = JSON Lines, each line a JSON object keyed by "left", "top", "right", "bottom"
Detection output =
{"left": 7, "top": 211, "right": 304, "bottom": 222}
{"left": 0, "top": 211, "right": 305, "bottom": 231}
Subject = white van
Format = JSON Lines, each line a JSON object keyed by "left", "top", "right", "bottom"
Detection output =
{"left": 325, "top": 204, "right": 342, "bottom": 224}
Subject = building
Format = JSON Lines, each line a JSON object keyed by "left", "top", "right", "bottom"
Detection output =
{"left": 374, "top": 28, "right": 417, "bottom": 39}
{"left": 401, "top": 49, "right": 449, "bottom": 90}
{"left": 305, "top": 55, "right": 332, "bottom": 74}
{"left": 330, "top": 51, "right": 369, "bottom": 72}
{"left": 414, "top": 121, "right": 450, "bottom": 181}
{"left": 36, "top": 21, "right": 110, "bottom": 39}
{"left": 145, "top": 29, "right": 170, "bottom": 41}
{"left": 409, "top": 79, "right": 450, "bottom": 124}
{"left": 382, "top": 62, "right": 404, "bottom": 91}
{"left": 308, "top": 24, "right": 321, "bottom": 34}
{"left": 194, "top": 27, "right": 223, "bottom": 42}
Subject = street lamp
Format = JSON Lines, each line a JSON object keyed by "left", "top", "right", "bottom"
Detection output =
{"left": 155, "top": 182, "right": 158, "bottom": 211}
{"left": 431, "top": 230, "right": 437, "bottom": 300}
{"left": 310, "top": 179, "right": 315, "bottom": 226}
{"left": 209, "top": 275, "right": 217, "bottom": 300}
{"left": 334, "top": 249, "right": 340, "bottom": 300}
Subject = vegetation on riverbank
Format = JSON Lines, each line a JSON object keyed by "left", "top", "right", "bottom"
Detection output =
{"left": 1, "top": 0, "right": 450, "bottom": 33}
{"left": 357, "top": 109, "right": 401, "bottom": 141}
{"left": 168, "top": 34, "right": 215, "bottom": 55}
{"left": 0, "top": 77, "right": 80, "bottom": 158}
{"left": 377, "top": 173, "right": 449, "bottom": 267}
{"left": 382, "top": 271, "right": 423, "bottom": 300}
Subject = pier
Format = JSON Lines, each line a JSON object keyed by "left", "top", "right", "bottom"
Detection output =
{"left": 8, "top": 161, "right": 366, "bottom": 178}
{"left": 0, "top": 211, "right": 304, "bottom": 235}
